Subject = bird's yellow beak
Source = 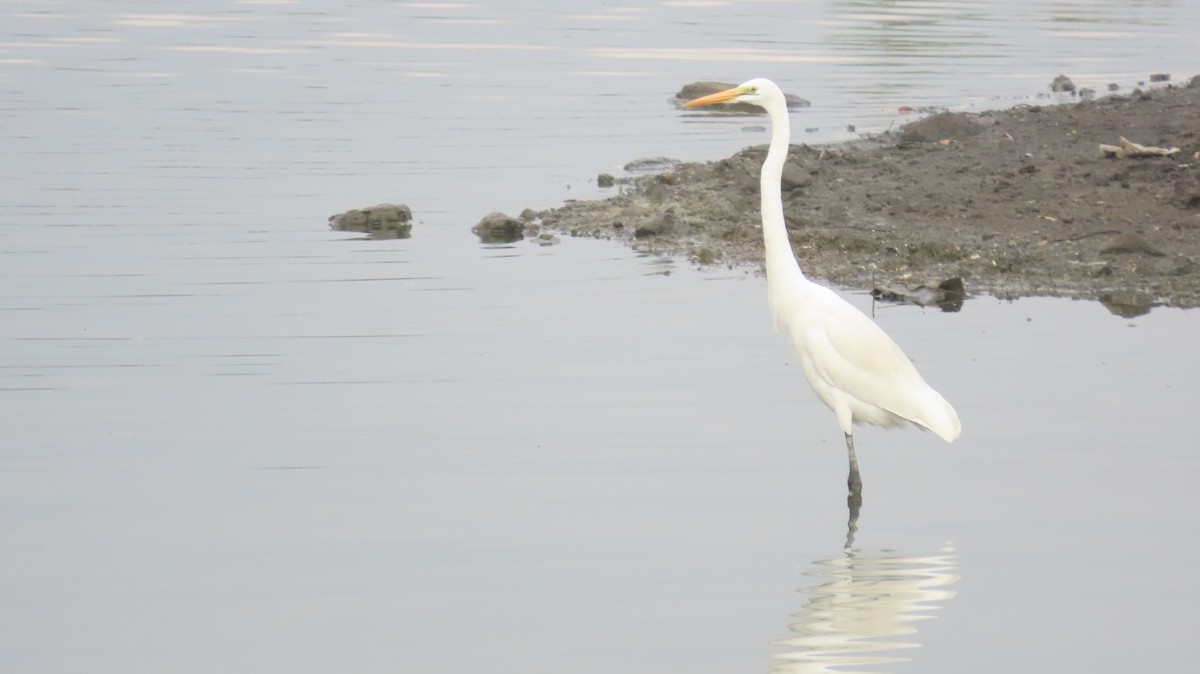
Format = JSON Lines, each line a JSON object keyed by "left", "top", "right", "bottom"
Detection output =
{"left": 683, "top": 85, "right": 746, "bottom": 108}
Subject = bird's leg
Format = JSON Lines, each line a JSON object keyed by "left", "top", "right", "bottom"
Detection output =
{"left": 845, "top": 490, "right": 862, "bottom": 549}
{"left": 844, "top": 433, "right": 864, "bottom": 549}
{"left": 845, "top": 432, "right": 863, "bottom": 495}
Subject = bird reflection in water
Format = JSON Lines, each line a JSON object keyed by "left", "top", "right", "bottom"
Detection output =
{"left": 771, "top": 544, "right": 959, "bottom": 673}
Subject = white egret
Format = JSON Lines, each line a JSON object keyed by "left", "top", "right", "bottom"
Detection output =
{"left": 684, "top": 79, "right": 960, "bottom": 496}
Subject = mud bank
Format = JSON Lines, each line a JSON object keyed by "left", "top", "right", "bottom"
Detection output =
{"left": 535, "top": 78, "right": 1200, "bottom": 312}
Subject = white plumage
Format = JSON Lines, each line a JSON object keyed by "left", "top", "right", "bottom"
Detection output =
{"left": 685, "top": 78, "right": 960, "bottom": 494}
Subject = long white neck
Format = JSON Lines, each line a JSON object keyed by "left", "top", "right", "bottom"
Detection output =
{"left": 760, "top": 99, "right": 804, "bottom": 285}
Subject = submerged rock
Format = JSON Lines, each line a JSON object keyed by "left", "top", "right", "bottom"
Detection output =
{"left": 673, "top": 81, "right": 810, "bottom": 113}
{"left": 872, "top": 277, "right": 966, "bottom": 312}
{"left": 329, "top": 203, "right": 412, "bottom": 239}
{"left": 472, "top": 211, "right": 525, "bottom": 243}
{"left": 624, "top": 157, "right": 682, "bottom": 175}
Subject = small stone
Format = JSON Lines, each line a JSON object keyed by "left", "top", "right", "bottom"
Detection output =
{"left": 597, "top": 173, "right": 615, "bottom": 188}
{"left": 1050, "top": 75, "right": 1076, "bottom": 93}
{"left": 329, "top": 203, "right": 413, "bottom": 239}
{"left": 1149, "top": 73, "right": 1170, "bottom": 83}
{"left": 472, "top": 211, "right": 525, "bottom": 243}
{"left": 1107, "top": 82, "right": 1120, "bottom": 92}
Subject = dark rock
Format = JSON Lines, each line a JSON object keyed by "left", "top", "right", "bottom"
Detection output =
{"left": 597, "top": 173, "right": 615, "bottom": 188}
{"left": 519, "top": 208, "right": 537, "bottom": 221}
{"left": 472, "top": 211, "right": 525, "bottom": 243}
{"left": 871, "top": 277, "right": 965, "bottom": 312}
{"left": 900, "top": 112, "right": 984, "bottom": 143}
{"left": 1189, "top": 74, "right": 1200, "bottom": 89}
{"left": 938, "top": 277, "right": 966, "bottom": 300}
{"left": 1050, "top": 75, "right": 1076, "bottom": 93}
{"left": 1107, "top": 82, "right": 1120, "bottom": 92}
{"left": 1149, "top": 73, "right": 1170, "bottom": 83}
{"left": 329, "top": 203, "right": 412, "bottom": 239}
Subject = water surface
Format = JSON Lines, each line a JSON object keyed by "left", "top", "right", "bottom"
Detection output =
{"left": 3, "top": 1, "right": 1200, "bottom": 672}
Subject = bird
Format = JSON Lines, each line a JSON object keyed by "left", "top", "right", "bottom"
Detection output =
{"left": 684, "top": 79, "right": 960, "bottom": 499}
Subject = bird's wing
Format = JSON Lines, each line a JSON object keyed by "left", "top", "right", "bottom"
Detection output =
{"left": 790, "top": 291, "right": 958, "bottom": 439}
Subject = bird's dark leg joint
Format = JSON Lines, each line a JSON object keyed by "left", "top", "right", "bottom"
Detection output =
{"left": 848, "top": 470, "right": 863, "bottom": 494}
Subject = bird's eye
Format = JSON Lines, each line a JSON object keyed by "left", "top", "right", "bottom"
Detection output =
{"left": 746, "top": 87, "right": 758, "bottom": 94}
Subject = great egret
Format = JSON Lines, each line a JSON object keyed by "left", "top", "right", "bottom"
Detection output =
{"left": 684, "top": 79, "right": 960, "bottom": 497}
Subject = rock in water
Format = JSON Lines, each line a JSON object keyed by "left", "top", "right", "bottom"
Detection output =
{"left": 673, "top": 81, "right": 810, "bottom": 113}
{"left": 623, "top": 157, "right": 682, "bottom": 174}
{"left": 329, "top": 203, "right": 413, "bottom": 239}
{"left": 472, "top": 212, "right": 525, "bottom": 243}
{"left": 1050, "top": 75, "right": 1076, "bottom": 93}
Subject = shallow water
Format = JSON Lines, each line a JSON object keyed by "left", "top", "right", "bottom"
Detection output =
{"left": 3, "top": 1, "right": 1200, "bottom": 672}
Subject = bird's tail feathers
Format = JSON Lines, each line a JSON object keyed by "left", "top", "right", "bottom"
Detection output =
{"left": 911, "top": 389, "right": 961, "bottom": 443}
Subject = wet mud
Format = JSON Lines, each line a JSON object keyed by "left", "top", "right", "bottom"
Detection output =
{"left": 534, "top": 77, "right": 1200, "bottom": 312}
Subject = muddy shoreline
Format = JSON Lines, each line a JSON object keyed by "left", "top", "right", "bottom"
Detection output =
{"left": 534, "top": 77, "right": 1200, "bottom": 314}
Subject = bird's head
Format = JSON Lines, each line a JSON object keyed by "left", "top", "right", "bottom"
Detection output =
{"left": 683, "top": 77, "right": 782, "bottom": 110}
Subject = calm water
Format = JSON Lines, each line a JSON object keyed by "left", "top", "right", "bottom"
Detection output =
{"left": 3, "top": 1, "right": 1200, "bottom": 672}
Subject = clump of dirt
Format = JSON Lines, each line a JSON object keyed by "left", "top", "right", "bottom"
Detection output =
{"left": 534, "top": 79, "right": 1200, "bottom": 310}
